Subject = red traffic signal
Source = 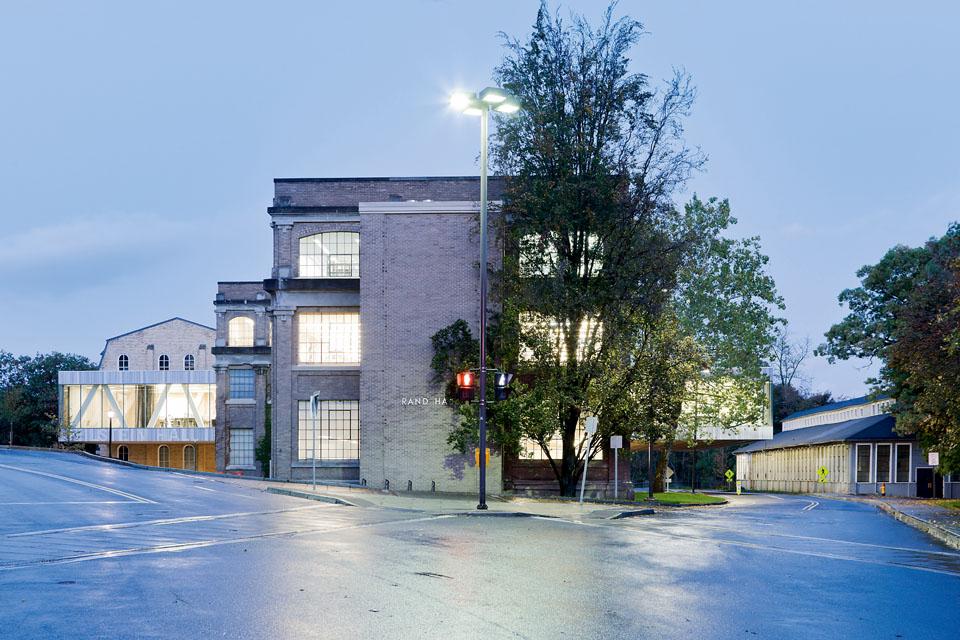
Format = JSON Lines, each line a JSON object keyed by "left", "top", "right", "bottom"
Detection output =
{"left": 456, "top": 371, "right": 475, "bottom": 402}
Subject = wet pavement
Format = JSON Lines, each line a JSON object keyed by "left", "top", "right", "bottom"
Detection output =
{"left": 1, "top": 449, "right": 958, "bottom": 639}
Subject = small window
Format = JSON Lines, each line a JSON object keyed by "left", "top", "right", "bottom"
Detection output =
{"left": 183, "top": 444, "right": 196, "bottom": 470}
{"left": 856, "top": 444, "right": 872, "bottom": 483}
{"left": 184, "top": 354, "right": 195, "bottom": 371}
{"left": 158, "top": 445, "right": 170, "bottom": 467}
{"left": 896, "top": 444, "right": 911, "bottom": 483}
{"left": 118, "top": 354, "right": 129, "bottom": 371}
{"left": 117, "top": 445, "right": 129, "bottom": 462}
{"left": 228, "top": 317, "right": 255, "bottom": 347}
{"left": 158, "top": 355, "right": 169, "bottom": 371}
{"left": 229, "top": 369, "right": 255, "bottom": 399}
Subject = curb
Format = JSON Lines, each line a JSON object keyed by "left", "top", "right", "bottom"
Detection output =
{"left": 873, "top": 501, "right": 960, "bottom": 551}
{"left": 265, "top": 487, "right": 357, "bottom": 507}
{"left": 609, "top": 508, "right": 656, "bottom": 519}
{"left": 451, "top": 511, "right": 542, "bottom": 518}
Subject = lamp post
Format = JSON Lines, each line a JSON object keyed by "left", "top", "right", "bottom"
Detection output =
{"left": 107, "top": 410, "right": 115, "bottom": 459}
{"left": 450, "top": 87, "right": 521, "bottom": 510}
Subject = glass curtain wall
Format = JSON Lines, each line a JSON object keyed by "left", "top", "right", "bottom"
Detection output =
{"left": 61, "top": 384, "right": 215, "bottom": 429}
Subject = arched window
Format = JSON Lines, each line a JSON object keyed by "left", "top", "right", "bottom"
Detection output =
{"left": 118, "top": 354, "right": 129, "bottom": 371}
{"left": 158, "top": 445, "right": 170, "bottom": 467}
{"left": 158, "top": 354, "right": 169, "bottom": 370}
{"left": 117, "top": 445, "right": 129, "bottom": 462}
{"left": 184, "top": 354, "right": 195, "bottom": 370}
{"left": 299, "top": 232, "right": 359, "bottom": 278}
{"left": 183, "top": 444, "right": 196, "bottom": 470}
{"left": 228, "top": 317, "right": 255, "bottom": 347}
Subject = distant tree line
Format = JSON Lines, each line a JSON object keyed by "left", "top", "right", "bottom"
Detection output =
{"left": 0, "top": 351, "right": 96, "bottom": 447}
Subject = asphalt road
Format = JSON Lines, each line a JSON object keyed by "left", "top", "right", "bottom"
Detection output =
{"left": 1, "top": 449, "right": 958, "bottom": 639}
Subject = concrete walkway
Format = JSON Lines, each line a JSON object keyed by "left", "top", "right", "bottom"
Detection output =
{"left": 829, "top": 495, "right": 960, "bottom": 550}
{"left": 225, "top": 478, "right": 657, "bottom": 520}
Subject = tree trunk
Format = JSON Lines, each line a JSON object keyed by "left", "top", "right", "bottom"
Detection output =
{"left": 653, "top": 441, "right": 672, "bottom": 493}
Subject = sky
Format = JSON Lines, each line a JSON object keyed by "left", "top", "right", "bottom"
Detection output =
{"left": 1, "top": 1, "right": 957, "bottom": 397}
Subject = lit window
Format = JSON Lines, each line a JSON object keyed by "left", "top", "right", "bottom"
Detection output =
{"left": 228, "top": 317, "right": 255, "bottom": 347}
{"left": 184, "top": 354, "right": 195, "bottom": 371}
{"left": 521, "top": 425, "right": 604, "bottom": 461}
{"left": 519, "top": 233, "right": 601, "bottom": 278}
{"left": 299, "top": 232, "right": 360, "bottom": 278}
{"left": 183, "top": 444, "right": 196, "bottom": 470}
{"left": 856, "top": 444, "right": 872, "bottom": 483}
{"left": 298, "top": 400, "right": 359, "bottom": 461}
{"left": 519, "top": 312, "right": 601, "bottom": 363}
{"left": 117, "top": 445, "right": 129, "bottom": 462}
{"left": 895, "top": 444, "right": 911, "bottom": 483}
{"left": 229, "top": 369, "right": 255, "bottom": 399}
{"left": 876, "top": 444, "right": 891, "bottom": 483}
{"left": 298, "top": 312, "right": 360, "bottom": 364}
{"left": 158, "top": 445, "right": 170, "bottom": 467}
{"left": 118, "top": 355, "right": 129, "bottom": 371}
{"left": 229, "top": 430, "right": 254, "bottom": 467}
{"left": 158, "top": 355, "right": 169, "bottom": 371}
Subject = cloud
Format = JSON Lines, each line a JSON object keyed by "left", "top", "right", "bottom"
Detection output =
{"left": 0, "top": 213, "right": 189, "bottom": 269}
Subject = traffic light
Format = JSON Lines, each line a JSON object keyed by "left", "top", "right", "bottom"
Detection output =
{"left": 456, "top": 371, "right": 475, "bottom": 402}
{"left": 494, "top": 372, "right": 514, "bottom": 401}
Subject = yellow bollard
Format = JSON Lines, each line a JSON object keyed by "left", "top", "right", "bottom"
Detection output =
{"left": 880, "top": 482, "right": 886, "bottom": 497}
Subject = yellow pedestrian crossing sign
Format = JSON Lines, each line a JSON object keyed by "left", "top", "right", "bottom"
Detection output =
{"left": 725, "top": 469, "right": 734, "bottom": 481}
{"left": 817, "top": 466, "right": 829, "bottom": 483}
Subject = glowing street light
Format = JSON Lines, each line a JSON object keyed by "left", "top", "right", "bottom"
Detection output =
{"left": 449, "top": 85, "right": 522, "bottom": 510}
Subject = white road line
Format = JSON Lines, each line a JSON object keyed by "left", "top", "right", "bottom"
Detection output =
{"left": 802, "top": 500, "right": 819, "bottom": 511}
{"left": 0, "top": 501, "right": 141, "bottom": 506}
{"left": 0, "top": 464, "right": 157, "bottom": 504}
{"left": 193, "top": 486, "right": 218, "bottom": 493}
{"left": 7, "top": 504, "right": 333, "bottom": 538}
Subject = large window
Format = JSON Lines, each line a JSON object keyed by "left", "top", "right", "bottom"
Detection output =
{"left": 229, "top": 430, "right": 254, "bottom": 467}
{"left": 298, "top": 400, "right": 359, "bottom": 461}
{"left": 876, "top": 444, "right": 891, "bottom": 484}
{"left": 229, "top": 369, "right": 255, "bottom": 399}
{"left": 228, "top": 317, "right": 255, "bottom": 347}
{"left": 519, "top": 313, "right": 601, "bottom": 363}
{"left": 158, "top": 445, "right": 170, "bottom": 467}
{"left": 158, "top": 355, "right": 169, "bottom": 371}
{"left": 856, "top": 444, "right": 872, "bottom": 483}
{"left": 118, "top": 355, "right": 129, "bottom": 371}
{"left": 299, "top": 232, "right": 360, "bottom": 278}
{"left": 895, "top": 443, "right": 911, "bottom": 483}
{"left": 61, "top": 383, "right": 215, "bottom": 429}
{"left": 298, "top": 312, "right": 360, "bottom": 364}
{"left": 521, "top": 425, "right": 603, "bottom": 461}
{"left": 184, "top": 354, "right": 195, "bottom": 371}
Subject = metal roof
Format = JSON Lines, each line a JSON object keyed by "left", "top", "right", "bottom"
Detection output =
{"left": 782, "top": 394, "right": 889, "bottom": 422}
{"left": 734, "top": 414, "right": 910, "bottom": 454}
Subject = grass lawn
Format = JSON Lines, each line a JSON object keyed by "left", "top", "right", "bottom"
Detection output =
{"left": 928, "top": 500, "right": 960, "bottom": 510}
{"left": 638, "top": 492, "right": 726, "bottom": 505}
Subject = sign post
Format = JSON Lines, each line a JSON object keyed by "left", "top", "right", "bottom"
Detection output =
{"left": 610, "top": 435, "right": 623, "bottom": 500}
{"left": 310, "top": 392, "right": 321, "bottom": 491}
{"left": 579, "top": 417, "right": 599, "bottom": 505}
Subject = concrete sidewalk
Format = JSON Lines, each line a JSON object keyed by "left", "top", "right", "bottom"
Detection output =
{"left": 224, "top": 477, "right": 658, "bottom": 520}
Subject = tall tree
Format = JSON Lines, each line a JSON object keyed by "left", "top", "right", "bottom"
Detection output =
{"left": 0, "top": 351, "right": 96, "bottom": 447}
{"left": 488, "top": 3, "right": 703, "bottom": 495}
{"left": 819, "top": 224, "right": 960, "bottom": 472}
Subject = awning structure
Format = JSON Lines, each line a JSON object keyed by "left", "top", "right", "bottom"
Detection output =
{"left": 734, "top": 414, "right": 907, "bottom": 454}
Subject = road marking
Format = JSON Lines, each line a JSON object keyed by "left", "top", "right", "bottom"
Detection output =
{"left": 193, "top": 486, "right": 218, "bottom": 493}
{"left": 0, "top": 501, "right": 142, "bottom": 506}
{"left": 7, "top": 504, "right": 333, "bottom": 538}
{"left": 0, "top": 463, "right": 157, "bottom": 504}
{"left": 0, "top": 513, "right": 455, "bottom": 570}
{"left": 802, "top": 500, "right": 819, "bottom": 511}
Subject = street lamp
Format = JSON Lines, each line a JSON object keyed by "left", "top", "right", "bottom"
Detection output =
{"left": 449, "top": 86, "right": 522, "bottom": 510}
{"left": 107, "top": 410, "right": 115, "bottom": 459}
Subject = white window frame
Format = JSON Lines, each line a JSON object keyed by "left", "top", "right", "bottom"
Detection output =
{"left": 297, "top": 311, "right": 361, "bottom": 365}
{"left": 894, "top": 443, "right": 912, "bottom": 483}
{"left": 855, "top": 443, "right": 872, "bottom": 483}
{"left": 228, "top": 316, "right": 255, "bottom": 347}
{"left": 298, "top": 232, "right": 360, "bottom": 279}
{"left": 875, "top": 443, "right": 892, "bottom": 484}
{"left": 297, "top": 400, "right": 360, "bottom": 462}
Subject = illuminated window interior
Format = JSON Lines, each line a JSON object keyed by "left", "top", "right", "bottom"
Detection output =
{"left": 298, "top": 400, "right": 360, "bottom": 461}
{"left": 520, "top": 424, "right": 603, "bottom": 461}
{"left": 299, "top": 232, "right": 360, "bottom": 278}
{"left": 228, "top": 317, "right": 255, "bottom": 347}
{"left": 519, "top": 313, "right": 601, "bottom": 363}
{"left": 298, "top": 312, "right": 361, "bottom": 364}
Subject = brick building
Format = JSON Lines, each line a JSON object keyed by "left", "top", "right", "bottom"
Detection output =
{"left": 217, "top": 176, "right": 631, "bottom": 496}
{"left": 59, "top": 318, "right": 217, "bottom": 471}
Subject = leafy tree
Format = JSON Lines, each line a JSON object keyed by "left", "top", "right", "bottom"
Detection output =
{"left": 0, "top": 351, "right": 96, "bottom": 447}
{"left": 819, "top": 224, "right": 960, "bottom": 472}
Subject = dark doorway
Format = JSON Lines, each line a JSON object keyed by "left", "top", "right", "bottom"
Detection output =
{"left": 916, "top": 467, "right": 935, "bottom": 498}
